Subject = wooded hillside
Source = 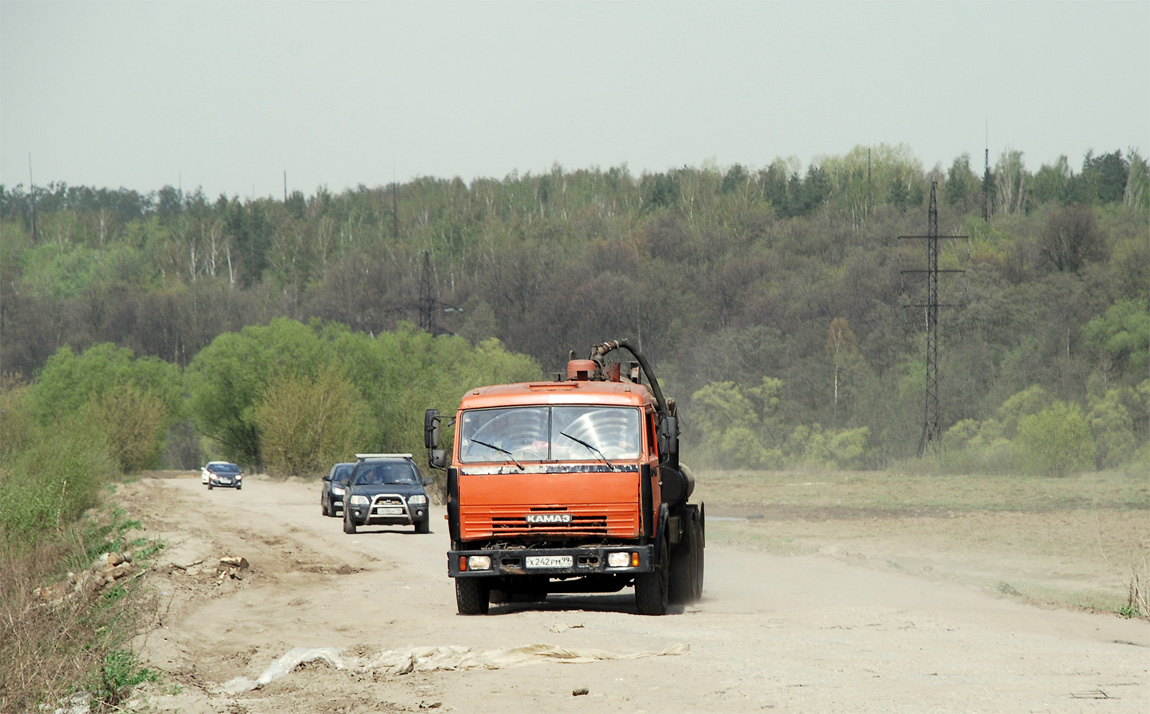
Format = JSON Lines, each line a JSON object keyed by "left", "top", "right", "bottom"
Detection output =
{"left": 1, "top": 145, "right": 1146, "bottom": 471}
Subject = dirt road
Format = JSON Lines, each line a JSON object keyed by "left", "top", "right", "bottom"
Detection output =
{"left": 117, "top": 474, "right": 1148, "bottom": 713}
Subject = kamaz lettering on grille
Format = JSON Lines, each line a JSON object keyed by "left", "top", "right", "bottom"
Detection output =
{"left": 526, "top": 513, "right": 572, "bottom": 524}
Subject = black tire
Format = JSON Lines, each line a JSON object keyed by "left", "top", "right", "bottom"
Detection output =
{"left": 456, "top": 578, "right": 489, "bottom": 615}
{"left": 207, "top": 483, "right": 213, "bottom": 490}
{"left": 414, "top": 519, "right": 429, "bottom": 534}
{"left": 668, "top": 519, "right": 694, "bottom": 605}
{"left": 635, "top": 536, "right": 669, "bottom": 615}
{"left": 690, "top": 516, "right": 705, "bottom": 602}
{"left": 236, "top": 484, "right": 241, "bottom": 491}
{"left": 343, "top": 509, "right": 357, "bottom": 534}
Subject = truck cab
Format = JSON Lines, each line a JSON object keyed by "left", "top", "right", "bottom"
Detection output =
{"left": 426, "top": 340, "right": 704, "bottom": 615}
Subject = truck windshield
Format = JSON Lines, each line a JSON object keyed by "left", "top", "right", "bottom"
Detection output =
{"left": 458, "top": 406, "right": 641, "bottom": 464}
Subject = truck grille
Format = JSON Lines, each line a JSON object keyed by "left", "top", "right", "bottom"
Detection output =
{"left": 461, "top": 505, "right": 637, "bottom": 538}
{"left": 494, "top": 514, "right": 607, "bottom": 534}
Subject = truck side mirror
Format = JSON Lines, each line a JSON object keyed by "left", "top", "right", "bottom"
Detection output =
{"left": 424, "top": 409, "right": 441, "bottom": 449}
{"left": 429, "top": 449, "right": 446, "bottom": 470}
{"left": 657, "top": 415, "right": 678, "bottom": 459}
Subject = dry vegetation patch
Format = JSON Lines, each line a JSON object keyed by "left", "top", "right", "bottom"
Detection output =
{"left": 696, "top": 469, "right": 1149, "bottom": 615}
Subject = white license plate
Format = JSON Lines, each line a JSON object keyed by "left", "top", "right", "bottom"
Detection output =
{"left": 375, "top": 506, "right": 403, "bottom": 515}
{"left": 526, "top": 555, "right": 573, "bottom": 569}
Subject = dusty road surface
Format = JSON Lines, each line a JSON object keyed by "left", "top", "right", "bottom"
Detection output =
{"left": 117, "top": 474, "right": 1148, "bottom": 713}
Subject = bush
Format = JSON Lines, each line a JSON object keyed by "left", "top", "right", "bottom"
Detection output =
{"left": 0, "top": 510, "right": 159, "bottom": 712}
{"left": 1089, "top": 388, "right": 1137, "bottom": 469}
{"left": 80, "top": 385, "right": 169, "bottom": 473}
{"left": 1016, "top": 401, "right": 1096, "bottom": 477}
{"left": 256, "top": 367, "right": 370, "bottom": 478}
{"left": 0, "top": 415, "right": 118, "bottom": 542}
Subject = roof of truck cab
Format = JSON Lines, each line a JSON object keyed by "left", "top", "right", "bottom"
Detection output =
{"left": 458, "top": 379, "right": 655, "bottom": 410}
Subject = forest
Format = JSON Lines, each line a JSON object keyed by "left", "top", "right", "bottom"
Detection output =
{"left": 0, "top": 144, "right": 1147, "bottom": 476}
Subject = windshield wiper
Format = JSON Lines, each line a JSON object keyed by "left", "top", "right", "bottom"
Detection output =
{"left": 560, "top": 431, "right": 614, "bottom": 469}
{"left": 470, "top": 438, "right": 524, "bottom": 471}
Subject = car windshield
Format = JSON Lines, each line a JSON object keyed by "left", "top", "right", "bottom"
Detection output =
{"left": 210, "top": 463, "right": 239, "bottom": 474}
{"left": 353, "top": 462, "right": 419, "bottom": 486}
{"left": 332, "top": 464, "right": 354, "bottom": 481}
{"left": 458, "top": 405, "right": 641, "bottom": 463}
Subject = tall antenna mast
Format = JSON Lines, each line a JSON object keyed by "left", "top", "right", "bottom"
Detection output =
{"left": 899, "top": 181, "right": 967, "bottom": 456}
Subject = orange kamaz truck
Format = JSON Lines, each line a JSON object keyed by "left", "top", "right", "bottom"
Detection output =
{"left": 424, "top": 339, "right": 704, "bottom": 615}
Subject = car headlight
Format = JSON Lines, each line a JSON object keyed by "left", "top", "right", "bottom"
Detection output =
{"left": 332, "top": 485, "right": 345, "bottom": 495}
{"left": 408, "top": 494, "right": 427, "bottom": 505}
{"left": 349, "top": 495, "right": 370, "bottom": 506}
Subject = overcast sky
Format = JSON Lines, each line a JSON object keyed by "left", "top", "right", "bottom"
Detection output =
{"left": 2, "top": 1, "right": 1147, "bottom": 200}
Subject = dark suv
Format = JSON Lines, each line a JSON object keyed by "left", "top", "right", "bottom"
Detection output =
{"left": 343, "top": 454, "right": 432, "bottom": 534}
{"left": 321, "top": 462, "right": 355, "bottom": 517}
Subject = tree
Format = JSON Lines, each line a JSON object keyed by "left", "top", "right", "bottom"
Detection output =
{"left": 1016, "top": 401, "right": 1095, "bottom": 477}
{"left": 1088, "top": 388, "right": 1137, "bottom": 469}
{"left": 256, "top": 367, "right": 369, "bottom": 477}
{"left": 186, "top": 318, "right": 328, "bottom": 465}
{"left": 1038, "top": 205, "right": 1106, "bottom": 273}
{"left": 826, "top": 317, "right": 858, "bottom": 414}
{"left": 1124, "top": 150, "right": 1149, "bottom": 211}
{"left": 721, "top": 164, "right": 749, "bottom": 195}
{"left": 1083, "top": 299, "right": 1150, "bottom": 378}
{"left": 1080, "top": 149, "right": 1128, "bottom": 204}
{"left": 1031, "top": 156, "right": 1073, "bottom": 205}
{"left": 995, "top": 149, "right": 1030, "bottom": 215}
{"left": 945, "top": 154, "right": 981, "bottom": 213}
{"left": 80, "top": 383, "right": 168, "bottom": 473}
{"left": 27, "top": 343, "right": 182, "bottom": 432}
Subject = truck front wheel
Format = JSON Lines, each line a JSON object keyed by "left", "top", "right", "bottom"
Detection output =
{"left": 456, "top": 578, "right": 490, "bottom": 615}
{"left": 343, "top": 510, "right": 357, "bottom": 534}
{"left": 635, "top": 538, "right": 669, "bottom": 615}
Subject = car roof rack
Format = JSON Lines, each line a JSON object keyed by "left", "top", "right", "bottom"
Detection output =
{"left": 355, "top": 453, "right": 414, "bottom": 460}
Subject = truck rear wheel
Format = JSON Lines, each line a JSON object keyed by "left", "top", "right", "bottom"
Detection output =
{"left": 690, "top": 516, "right": 705, "bottom": 602}
{"left": 670, "top": 507, "right": 705, "bottom": 605}
{"left": 669, "top": 521, "right": 695, "bottom": 605}
{"left": 456, "top": 578, "right": 490, "bottom": 615}
{"left": 635, "top": 537, "right": 669, "bottom": 615}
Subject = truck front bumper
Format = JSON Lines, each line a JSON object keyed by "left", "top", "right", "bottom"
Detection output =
{"left": 448, "top": 544, "right": 656, "bottom": 578}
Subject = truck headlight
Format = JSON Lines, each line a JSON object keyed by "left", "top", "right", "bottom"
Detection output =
{"left": 408, "top": 494, "right": 427, "bottom": 505}
{"left": 467, "top": 555, "right": 492, "bottom": 571}
{"left": 607, "top": 552, "right": 631, "bottom": 568}
{"left": 349, "top": 495, "right": 370, "bottom": 506}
